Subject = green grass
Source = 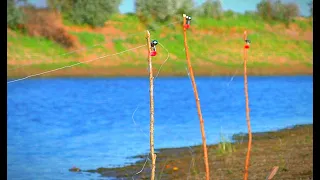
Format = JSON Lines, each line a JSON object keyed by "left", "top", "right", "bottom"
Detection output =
{"left": 293, "top": 18, "right": 312, "bottom": 31}
{"left": 7, "top": 31, "right": 69, "bottom": 58}
{"left": 113, "top": 39, "right": 126, "bottom": 52}
{"left": 125, "top": 36, "right": 140, "bottom": 44}
{"left": 7, "top": 14, "right": 313, "bottom": 74}
{"left": 69, "top": 31, "right": 111, "bottom": 55}
{"left": 31, "top": 61, "right": 90, "bottom": 70}
{"left": 247, "top": 61, "right": 275, "bottom": 68}
{"left": 304, "top": 62, "right": 313, "bottom": 67}
{"left": 211, "top": 133, "right": 235, "bottom": 156}
{"left": 110, "top": 14, "right": 141, "bottom": 32}
{"left": 69, "top": 32, "right": 105, "bottom": 47}
{"left": 194, "top": 14, "right": 266, "bottom": 31}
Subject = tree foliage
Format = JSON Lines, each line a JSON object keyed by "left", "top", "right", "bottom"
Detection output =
{"left": 175, "top": 0, "right": 195, "bottom": 17}
{"left": 47, "top": 0, "right": 121, "bottom": 27}
{"left": 308, "top": 1, "right": 312, "bottom": 17}
{"left": 257, "top": 0, "right": 299, "bottom": 25}
{"left": 197, "top": 0, "right": 223, "bottom": 19}
{"left": 135, "top": 0, "right": 195, "bottom": 25}
{"left": 257, "top": 0, "right": 273, "bottom": 20}
{"left": 7, "top": 0, "right": 26, "bottom": 29}
{"left": 47, "top": 0, "right": 73, "bottom": 13}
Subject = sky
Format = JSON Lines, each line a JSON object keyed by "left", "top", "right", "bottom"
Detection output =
{"left": 29, "top": 0, "right": 311, "bottom": 17}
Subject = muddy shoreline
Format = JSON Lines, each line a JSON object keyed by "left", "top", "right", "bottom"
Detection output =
{"left": 7, "top": 65, "right": 313, "bottom": 79}
{"left": 74, "top": 124, "right": 313, "bottom": 179}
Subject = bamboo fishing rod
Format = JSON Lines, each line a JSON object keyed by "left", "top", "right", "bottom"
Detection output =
{"left": 243, "top": 30, "right": 252, "bottom": 180}
{"left": 146, "top": 30, "right": 157, "bottom": 180}
{"left": 182, "top": 14, "right": 210, "bottom": 180}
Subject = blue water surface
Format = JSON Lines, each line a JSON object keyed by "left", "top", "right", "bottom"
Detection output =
{"left": 7, "top": 76, "right": 313, "bottom": 180}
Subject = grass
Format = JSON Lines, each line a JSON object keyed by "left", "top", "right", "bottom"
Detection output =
{"left": 109, "top": 14, "right": 143, "bottom": 33}
{"left": 113, "top": 39, "right": 126, "bottom": 52}
{"left": 69, "top": 32, "right": 105, "bottom": 47}
{"left": 194, "top": 14, "right": 266, "bottom": 31}
{"left": 214, "top": 133, "right": 236, "bottom": 156}
{"left": 31, "top": 61, "right": 90, "bottom": 70}
{"left": 293, "top": 18, "right": 312, "bottom": 31}
{"left": 7, "top": 14, "right": 313, "bottom": 77}
{"left": 7, "top": 31, "right": 69, "bottom": 58}
{"left": 69, "top": 31, "right": 110, "bottom": 55}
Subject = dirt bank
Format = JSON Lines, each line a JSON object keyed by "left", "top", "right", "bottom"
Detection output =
{"left": 82, "top": 124, "right": 312, "bottom": 180}
{"left": 7, "top": 65, "right": 313, "bottom": 79}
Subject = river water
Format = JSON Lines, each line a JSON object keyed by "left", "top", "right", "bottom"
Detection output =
{"left": 7, "top": 76, "right": 313, "bottom": 180}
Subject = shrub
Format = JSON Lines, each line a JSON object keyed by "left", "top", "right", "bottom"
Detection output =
{"left": 135, "top": 0, "right": 195, "bottom": 26}
{"left": 7, "top": 0, "right": 24, "bottom": 29}
{"left": 174, "top": 0, "right": 195, "bottom": 17}
{"left": 47, "top": 0, "right": 121, "bottom": 27}
{"left": 197, "top": 0, "right": 223, "bottom": 19}
{"left": 308, "top": 1, "right": 313, "bottom": 17}
{"left": 257, "top": 0, "right": 273, "bottom": 20}
{"left": 223, "top": 10, "right": 238, "bottom": 18}
{"left": 23, "top": 8, "right": 77, "bottom": 48}
{"left": 256, "top": 0, "right": 300, "bottom": 25}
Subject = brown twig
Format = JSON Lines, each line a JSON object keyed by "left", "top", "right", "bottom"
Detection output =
{"left": 266, "top": 166, "right": 279, "bottom": 180}
{"left": 146, "top": 30, "right": 156, "bottom": 180}
{"left": 243, "top": 30, "right": 252, "bottom": 180}
{"left": 182, "top": 14, "right": 210, "bottom": 180}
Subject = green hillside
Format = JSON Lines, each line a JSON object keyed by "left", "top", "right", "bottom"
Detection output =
{"left": 7, "top": 13, "right": 313, "bottom": 77}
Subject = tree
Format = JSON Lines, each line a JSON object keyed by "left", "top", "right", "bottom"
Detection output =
{"left": 135, "top": 0, "right": 195, "bottom": 25}
{"left": 256, "top": 0, "right": 272, "bottom": 20}
{"left": 256, "top": 0, "right": 299, "bottom": 25}
{"left": 308, "top": 1, "right": 313, "bottom": 17}
{"left": 271, "top": 0, "right": 286, "bottom": 20}
{"left": 47, "top": 0, "right": 73, "bottom": 14}
{"left": 47, "top": 0, "right": 121, "bottom": 27}
{"left": 7, "top": 0, "right": 25, "bottom": 29}
{"left": 175, "top": 0, "right": 195, "bottom": 17}
{"left": 135, "top": 0, "right": 174, "bottom": 24}
{"left": 283, "top": 2, "right": 299, "bottom": 20}
{"left": 200, "top": 0, "right": 223, "bottom": 19}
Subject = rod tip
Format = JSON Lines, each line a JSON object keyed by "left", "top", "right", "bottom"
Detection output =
{"left": 183, "top": 14, "right": 186, "bottom": 17}
{"left": 243, "top": 30, "right": 247, "bottom": 40}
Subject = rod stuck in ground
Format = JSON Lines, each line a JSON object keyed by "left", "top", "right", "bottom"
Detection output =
{"left": 182, "top": 14, "right": 210, "bottom": 180}
{"left": 146, "top": 30, "right": 157, "bottom": 180}
{"left": 243, "top": 30, "right": 252, "bottom": 180}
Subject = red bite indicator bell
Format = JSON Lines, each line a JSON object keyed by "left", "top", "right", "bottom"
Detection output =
{"left": 184, "top": 15, "right": 192, "bottom": 29}
{"left": 244, "top": 39, "right": 251, "bottom": 49}
{"left": 150, "top": 51, "right": 157, "bottom": 56}
{"left": 150, "top": 40, "right": 158, "bottom": 56}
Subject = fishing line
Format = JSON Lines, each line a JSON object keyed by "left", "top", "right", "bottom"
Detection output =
{"left": 7, "top": 45, "right": 146, "bottom": 84}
